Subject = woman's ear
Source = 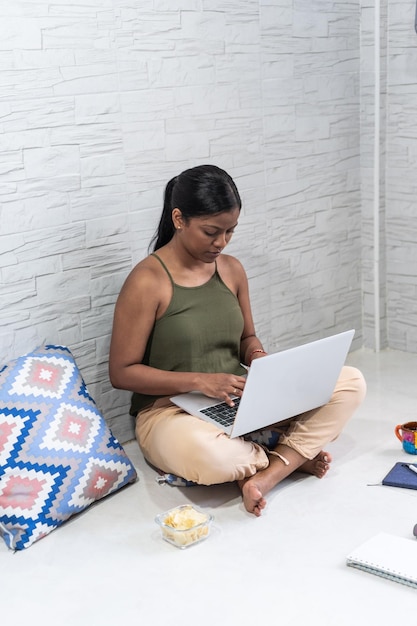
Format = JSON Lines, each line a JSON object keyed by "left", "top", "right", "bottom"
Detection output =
{"left": 172, "top": 208, "right": 184, "bottom": 230}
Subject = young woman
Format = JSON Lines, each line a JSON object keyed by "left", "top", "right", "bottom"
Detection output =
{"left": 109, "top": 164, "right": 366, "bottom": 516}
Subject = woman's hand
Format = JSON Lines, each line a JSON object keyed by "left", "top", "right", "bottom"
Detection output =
{"left": 196, "top": 373, "right": 247, "bottom": 407}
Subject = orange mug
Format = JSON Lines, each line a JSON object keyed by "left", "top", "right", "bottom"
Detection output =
{"left": 395, "top": 421, "right": 417, "bottom": 455}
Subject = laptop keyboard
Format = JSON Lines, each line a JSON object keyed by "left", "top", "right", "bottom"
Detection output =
{"left": 200, "top": 397, "right": 241, "bottom": 427}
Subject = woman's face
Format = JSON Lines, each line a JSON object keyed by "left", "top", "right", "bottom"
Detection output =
{"left": 177, "top": 207, "right": 240, "bottom": 263}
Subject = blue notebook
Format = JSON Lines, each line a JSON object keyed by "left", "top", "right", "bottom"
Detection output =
{"left": 382, "top": 462, "right": 417, "bottom": 490}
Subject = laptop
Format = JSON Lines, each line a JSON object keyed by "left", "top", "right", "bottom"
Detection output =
{"left": 170, "top": 329, "right": 355, "bottom": 438}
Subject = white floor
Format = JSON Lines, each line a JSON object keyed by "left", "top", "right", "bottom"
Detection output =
{"left": 2, "top": 348, "right": 417, "bottom": 625}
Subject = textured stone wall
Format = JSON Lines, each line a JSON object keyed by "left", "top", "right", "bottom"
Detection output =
{"left": 360, "top": 0, "right": 417, "bottom": 353}
{"left": 360, "top": 0, "right": 388, "bottom": 350}
{"left": 0, "top": 1, "right": 363, "bottom": 442}
{"left": 385, "top": 0, "right": 417, "bottom": 351}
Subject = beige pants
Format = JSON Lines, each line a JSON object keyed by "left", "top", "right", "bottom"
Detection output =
{"left": 135, "top": 365, "right": 366, "bottom": 485}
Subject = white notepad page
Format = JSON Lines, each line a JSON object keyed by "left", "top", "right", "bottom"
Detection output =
{"left": 346, "top": 532, "right": 417, "bottom": 589}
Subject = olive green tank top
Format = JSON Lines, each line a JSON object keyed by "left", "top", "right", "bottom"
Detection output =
{"left": 130, "top": 253, "right": 246, "bottom": 415}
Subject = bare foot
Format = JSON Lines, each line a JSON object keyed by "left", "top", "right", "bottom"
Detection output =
{"left": 298, "top": 451, "right": 332, "bottom": 478}
{"left": 240, "top": 479, "right": 267, "bottom": 517}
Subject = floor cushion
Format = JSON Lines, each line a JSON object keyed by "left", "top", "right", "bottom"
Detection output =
{"left": 0, "top": 344, "right": 137, "bottom": 551}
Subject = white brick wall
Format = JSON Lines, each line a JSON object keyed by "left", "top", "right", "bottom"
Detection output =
{"left": 360, "top": 0, "right": 388, "bottom": 351}
{"left": 385, "top": 0, "right": 417, "bottom": 351}
{"left": 4, "top": 1, "right": 412, "bottom": 442}
{"left": 360, "top": 0, "right": 417, "bottom": 352}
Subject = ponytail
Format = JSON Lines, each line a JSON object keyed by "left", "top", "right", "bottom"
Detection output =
{"left": 150, "top": 177, "right": 177, "bottom": 251}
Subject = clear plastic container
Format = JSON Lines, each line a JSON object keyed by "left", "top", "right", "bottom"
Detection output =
{"left": 155, "top": 504, "right": 213, "bottom": 549}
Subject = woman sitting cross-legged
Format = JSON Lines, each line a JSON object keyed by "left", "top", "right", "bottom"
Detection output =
{"left": 109, "top": 164, "right": 366, "bottom": 516}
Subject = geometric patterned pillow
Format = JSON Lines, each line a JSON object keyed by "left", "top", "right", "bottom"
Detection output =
{"left": 0, "top": 344, "right": 137, "bottom": 551}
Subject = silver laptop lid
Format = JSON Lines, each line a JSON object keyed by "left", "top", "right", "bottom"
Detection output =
{"left": 171, "top": 329, "right": 355, "bottom": 438}
{"left": 229, "top": 329, "right": 355, "bottom": 437}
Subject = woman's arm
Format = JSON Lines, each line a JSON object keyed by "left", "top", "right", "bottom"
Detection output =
{"left": 109, "top": 262, "right": 198, "bottom": 394}
{"left": 218, "top": 254, "right": 267, "bottom": 365}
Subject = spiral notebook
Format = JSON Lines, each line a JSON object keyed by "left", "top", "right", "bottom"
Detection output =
{"left": 346, "top": 533, "right": 417, "bottom": 588}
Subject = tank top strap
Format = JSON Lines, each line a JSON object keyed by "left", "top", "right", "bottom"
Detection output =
{"left": 151, "top": 253, "right": 175, "bottom": 287}
{"left": 151, "top": 253, "right": 219, "bottom": 287}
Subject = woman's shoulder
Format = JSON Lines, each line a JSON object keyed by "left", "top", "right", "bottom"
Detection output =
{"left": 217, "top": 252, "right": 246, "bottom": 274}
{"left": 130, "top": 253, "right": 164, "bottom": 276}
{"left": 120, "top": 254, "right": 167, "bottom": 294}
{"left": 216, "top": 253, "right": 248, "bottom": 293}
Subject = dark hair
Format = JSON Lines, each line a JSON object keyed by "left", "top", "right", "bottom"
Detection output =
{"left": 150, "top": 164, "right": 241, "bottom": 251}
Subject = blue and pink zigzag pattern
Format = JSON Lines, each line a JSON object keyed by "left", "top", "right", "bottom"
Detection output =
{"left": 0, "top": 345, "right": 137, "bottom": 550}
